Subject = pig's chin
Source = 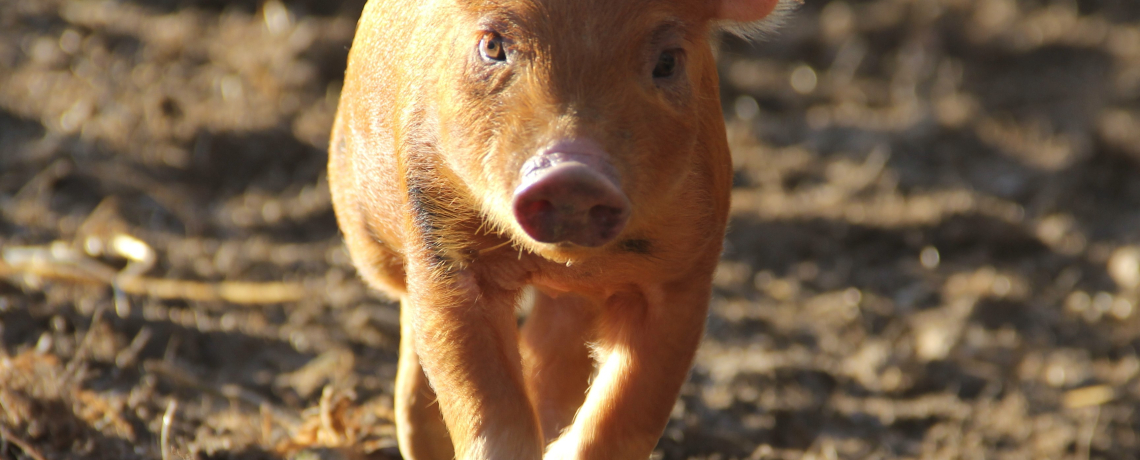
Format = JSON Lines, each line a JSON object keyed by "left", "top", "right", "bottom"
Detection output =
{"left": 510, "top": 148, "right": 631, "bottom": 248}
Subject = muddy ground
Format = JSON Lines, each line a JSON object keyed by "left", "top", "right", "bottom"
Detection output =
{"left": 2, "top": 0, "right": 1140, "bottom": 459}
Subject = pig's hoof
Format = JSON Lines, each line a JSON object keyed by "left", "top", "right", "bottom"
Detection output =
{"left": 513, "top": 161, "right": 630, "bottom": 247}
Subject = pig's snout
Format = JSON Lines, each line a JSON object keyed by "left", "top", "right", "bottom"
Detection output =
{"left": 512, "top": 150, "right": 630, "bottom": 247}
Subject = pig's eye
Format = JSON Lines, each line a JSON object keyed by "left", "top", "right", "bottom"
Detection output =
{"left": 480, "top": 33, "right": 507, "bottom": 62}
{"left": 653, "top": 50, "right": 679, "bottom": 79}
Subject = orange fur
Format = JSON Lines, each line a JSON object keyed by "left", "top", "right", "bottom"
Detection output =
{"left": 328, "top": 0, "right": 794, "bottom": 458}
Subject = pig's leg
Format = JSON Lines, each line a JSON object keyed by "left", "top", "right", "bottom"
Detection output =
{"left": 406, "top": 264, "right": 545, "bottom": 459}
{"left": 544, "top": 279, "right": 710, "bottom": 460}
{"left": 519, "top": 291, "right": 597, "bottom": 444}
{"left": 395, "top": 298, "right": 455, "bottom": 460}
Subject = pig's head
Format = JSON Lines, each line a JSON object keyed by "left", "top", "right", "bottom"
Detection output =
{"left": 422, "top": 0, "right": 795, "bottom": 254}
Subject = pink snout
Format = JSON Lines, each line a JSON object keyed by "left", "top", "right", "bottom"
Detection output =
{"left": 512, "top": 149, "right": 630, "bottom": 247}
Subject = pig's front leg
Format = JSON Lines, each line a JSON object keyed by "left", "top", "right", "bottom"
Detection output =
{"left": 395, "top": 298, "right": 455, "bottom": 460}
{"left": 405, "top": 260, "right": 545, "bottom": 460}
{"left": 544, "top": 277, "right": 711, "bottom": 460}
{"left": 520, "top": 292, "right": 598, "bottom": 444}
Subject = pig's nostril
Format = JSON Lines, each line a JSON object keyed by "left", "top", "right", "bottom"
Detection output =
{"left": 519, "top": 199, "right": 554, "bottom": 217}
{"left": 588, "top": 205, "right": 626, "bottom": 241}
{"left": 589, "top": 205, "right": 624, "bottom": 227}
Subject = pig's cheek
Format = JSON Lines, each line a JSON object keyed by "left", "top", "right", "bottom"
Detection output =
{"left": 437, "top": 88, "right": 507, "bottom": 185}
{"left": 434, "top": 108, "right": 489, "bottom": 184}
{"left": 631, "top": 145, "right": 697, "bottom": 209}
{"left": 445, "top": 110, "right": 525, "bottom": 226}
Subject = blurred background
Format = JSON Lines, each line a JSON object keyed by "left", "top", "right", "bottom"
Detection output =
{"left": 2, "top": 0, "right": 1139, "bottom": 458}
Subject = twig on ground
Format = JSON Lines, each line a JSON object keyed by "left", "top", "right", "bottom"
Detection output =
{"left": 1077, "top": 405, "right": 1101, "bottom": 460}
{"left": 161, "top": 399, "right": 178, "bottom": 460}
{"left": 1, "top": 243, "right": 305, "bottom": 304}
{"left": 319, "top": 385, "right": 344, "bottom": 445}
{"left": 115, "top": 327, "right": 153, "bottom": 369}
{"left": 0, "top": 424, "right": 49, "bottom": 460}
{"left": 64, "top": 304, "right": 107, "bottom": 381}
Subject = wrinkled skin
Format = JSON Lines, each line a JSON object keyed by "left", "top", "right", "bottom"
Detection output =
{"left": 327, "top": 0, "right": 791, "bottom": 458}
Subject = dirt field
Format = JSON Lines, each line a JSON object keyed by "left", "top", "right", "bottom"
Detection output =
{"left": 2, "top": 0, "right": 1140, "bottom": 458}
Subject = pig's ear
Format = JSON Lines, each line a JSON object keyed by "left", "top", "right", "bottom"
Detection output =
{"left": 713, "top": 0, "right": 800, "bottom": 38}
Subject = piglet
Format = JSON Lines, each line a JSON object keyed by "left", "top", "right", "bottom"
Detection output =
{"left": 328, "top": 1, "right": 796, "bottom": 458}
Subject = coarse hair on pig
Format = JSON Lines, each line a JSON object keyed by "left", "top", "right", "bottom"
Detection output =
{"left": 719, "top": 0, "right": 803, "bottom": 39}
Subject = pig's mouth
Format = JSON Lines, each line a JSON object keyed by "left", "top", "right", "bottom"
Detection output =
{"left": 511, "top": 144, "right": 630, "bottom": 248}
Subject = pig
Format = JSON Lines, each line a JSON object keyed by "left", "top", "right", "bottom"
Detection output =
{"left": 327, "top": 0, "right": 796, "bottom": 458}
